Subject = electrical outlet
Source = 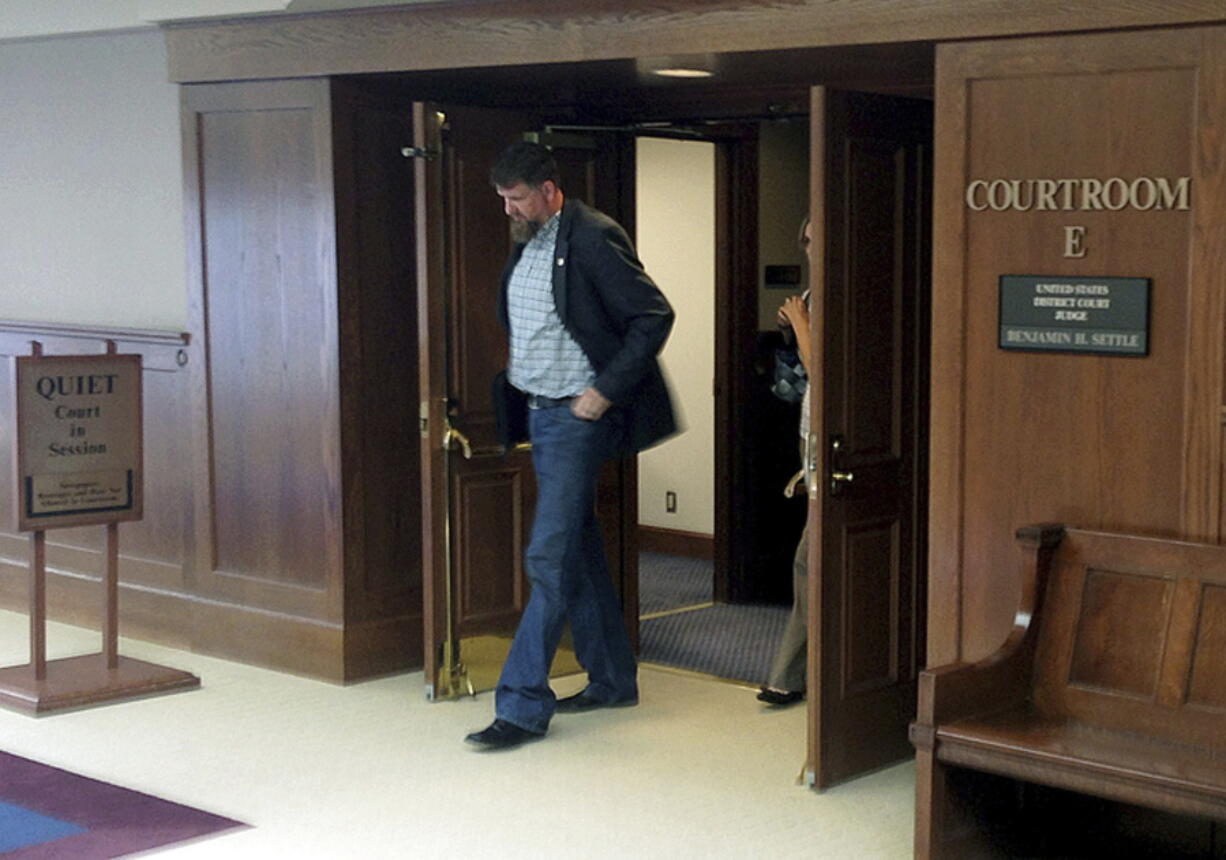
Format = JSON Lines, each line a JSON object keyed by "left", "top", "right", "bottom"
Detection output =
{"left": 665, "top": 491, "right": 677, "bottom": 513}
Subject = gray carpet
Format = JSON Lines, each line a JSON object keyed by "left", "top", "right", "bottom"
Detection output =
{"left": 638, "top": 553, "right": 790, "bottom": 685}
{"left": 641, "top": 603, "right": 790, "bottom": 684}
{"left": 638, "top": 551, "right": 713, "bottom": 614}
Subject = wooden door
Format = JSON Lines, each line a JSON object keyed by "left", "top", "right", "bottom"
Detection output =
{"left": 417, "top": 105, "right": 639, "bottom": 698}
{"left": 417, "top": 102, "right": 535, "bottom": 698}
{"left": 807, "top": 88, "right": 932, "bottom": 787}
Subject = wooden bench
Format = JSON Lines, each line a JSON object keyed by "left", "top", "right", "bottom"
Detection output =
{"left": 911, "top": 524, "right": 1226, "bottom": 858}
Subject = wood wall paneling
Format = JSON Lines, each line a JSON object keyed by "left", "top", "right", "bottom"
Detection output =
{"left": 930, "top": 28, "right": 1225, "bottom": 668}
{"left": 1188, "top": 30, "right": 1226, "bottom": 542}
{"left": 177, "top": 80, "right": 427, "bottom": 679}
{"left": 331, "top": 82, "right": 425, "bottom": 674}
{"left": 188, "top": 80, "right": 340, "bottom": 620}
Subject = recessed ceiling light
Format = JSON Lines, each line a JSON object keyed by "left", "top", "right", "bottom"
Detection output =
{"left": 652, "top": 67, "right": 714, "bottom": 79}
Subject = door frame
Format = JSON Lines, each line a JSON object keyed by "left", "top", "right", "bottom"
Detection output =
{"left": 401, "top": 64, "right": 933, "bottom": 782}
{"left": 711, "top": 128, "right": 762, "bottom": 605}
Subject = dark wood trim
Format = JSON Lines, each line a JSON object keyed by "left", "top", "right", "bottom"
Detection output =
{"left": 1188, "top": 29, "right": 1226, "bottom": 542}
{"left": 330, "top": 80, "right": 423, "bottom": 631}
{"left": 612, "top": 136, "right": 642, "bottom": 652}
{"left": 927, "top": 42, "right": 968, "bottom": 670}
{"left": 164, "top": 0, "right": 1226, "bottom": 83}
{"left": 343, "top": 613, "right": 425, "bottom": 680}
{"left": 713, "top": 139, "right": 733, "bottom": 603}
{"left": 639, "top": 526, "right": 715, "bottom": 561}
{"left": 713, "top": 130, "right": 760, "bottom": 604}
{"left": 414, "top": 100, "right": 450, "bottom": 696}
{"left": 619, "top": 459, "right": 642, "bottom": 650}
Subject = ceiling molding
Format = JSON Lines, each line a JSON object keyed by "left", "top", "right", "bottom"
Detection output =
{"left": 164, "top": 0, "right": 1226, "bottom": 84}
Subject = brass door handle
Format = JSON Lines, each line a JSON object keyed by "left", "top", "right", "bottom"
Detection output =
{"left": 443, "top": 427, "right": 473, "bottom": 459}
{"left": 830, "top": 470, "right": 854, "bottom": 495}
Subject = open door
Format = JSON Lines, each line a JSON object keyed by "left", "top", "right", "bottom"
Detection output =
{"left": 806, "top": 88, "right": 932, "bottom": 787}
{"left": 416, "top": 101, "right": 533, "bottom": 699}
{"left": 415, "top": 104, "right": 640, "bottom": 699}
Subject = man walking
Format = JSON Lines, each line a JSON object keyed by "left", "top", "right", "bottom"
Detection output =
{"left": 465, "top": 141, "right": 676, "bottom": 749}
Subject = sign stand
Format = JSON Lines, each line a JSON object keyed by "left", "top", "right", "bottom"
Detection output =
{"left": 0, "top": 341, "right": 199, "bottom": 716}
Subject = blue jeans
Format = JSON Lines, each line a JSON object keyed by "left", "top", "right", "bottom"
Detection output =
{"left": 494, "top": 405, "right": 638, "bottom": 733}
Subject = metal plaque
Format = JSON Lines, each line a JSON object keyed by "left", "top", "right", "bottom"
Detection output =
{"left": 999, "top": 275, "right": 1150, "bottom": 356}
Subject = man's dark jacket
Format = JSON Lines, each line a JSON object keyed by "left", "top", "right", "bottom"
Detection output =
{"left": 495, "top": 197, "right": 677, "bottom": 455}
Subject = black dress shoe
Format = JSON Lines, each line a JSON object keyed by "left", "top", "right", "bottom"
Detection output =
{"left": 756, "top": 687, "right": 805, "bottom": 707}
{"left": 554, "top": 689, "right": 638, "bottom": 713}
{"left": 464, "top": 719, "right": 543, "bottom": 749}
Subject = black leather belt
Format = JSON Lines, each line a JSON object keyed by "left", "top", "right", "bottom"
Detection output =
{"left": 527, "top": 393, "right": 575, "bottom": 409}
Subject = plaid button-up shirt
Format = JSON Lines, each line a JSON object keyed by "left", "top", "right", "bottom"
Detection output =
{"left": 506, "top": 212, "right": 595, "bottom": 398}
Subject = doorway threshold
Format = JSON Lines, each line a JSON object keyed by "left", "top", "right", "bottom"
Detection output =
{"left": 638, "top": 601, "right": 715, "bottom": 622}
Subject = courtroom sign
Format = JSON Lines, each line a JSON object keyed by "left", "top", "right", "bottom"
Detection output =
{"left": 999, "top": 275, "right": 1150, "bottom": 356}
{"left": 14, "top": 354, "right": 143, "bottom": 531}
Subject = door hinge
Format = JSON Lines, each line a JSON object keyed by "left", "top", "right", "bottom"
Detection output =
{"left": 420, "top": 400, "right": 429, "bottom": 437}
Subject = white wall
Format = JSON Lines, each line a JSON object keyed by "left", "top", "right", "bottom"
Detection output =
{"left": 635, "top": 137, "right": 715, "bottom": 535}
{"left": 0, "top": 29, "right": 187, "bottom": 330}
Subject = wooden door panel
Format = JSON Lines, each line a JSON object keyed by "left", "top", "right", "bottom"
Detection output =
{"left": 204, "top": 108, "right": 335, "bottom": 590}
{"left": 843, "top": 519, "right": 901, "bottom": 693}
{"left": 192, "top": 82, "right": 340, "bottom": 618}
{"left": 843, "top": 138, "right": 908, "bottom": 460}
{"left": 453, "top": 460, "right": 527, "bottom": 635}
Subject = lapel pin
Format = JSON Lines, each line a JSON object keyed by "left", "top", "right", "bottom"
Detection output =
{"left": 557, "top": 257, "right": 565, "bottom": 266}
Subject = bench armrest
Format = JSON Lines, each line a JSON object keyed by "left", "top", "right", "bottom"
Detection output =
{"left": 913, "top": 524, "right": 1066, "bottom": 744}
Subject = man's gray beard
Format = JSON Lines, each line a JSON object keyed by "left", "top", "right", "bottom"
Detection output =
{"left": 511, "top": 219, "right": 540, "bottom": 243}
